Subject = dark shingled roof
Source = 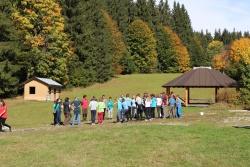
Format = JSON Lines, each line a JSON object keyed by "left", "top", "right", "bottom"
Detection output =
{"left": 162, "top": 68, "right": 238, "bottom": 88}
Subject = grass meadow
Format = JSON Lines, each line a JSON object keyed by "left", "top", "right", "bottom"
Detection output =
{"left": 1, "top": 74, "right": 249, "bottom": 167}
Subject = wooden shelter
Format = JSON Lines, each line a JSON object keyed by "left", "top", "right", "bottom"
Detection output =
{"left": 23, "top": 77, "right": 63, "bottom": 101}
{"left": 162, "top": 67, "right": 238, "bottom": 106}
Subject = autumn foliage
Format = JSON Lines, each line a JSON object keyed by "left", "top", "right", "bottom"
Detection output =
{"left": 164, "top": 26, "right": 190, "bottom": 72}
{"left": 229, "top": 38, "right": 250, "bottom": 64}
{"left": 12, "top": 0, "right": 73, "bottom": 84}
{"left": 212, "top": 52, "right": 228, "bottom": 70}
{"left": 102, "top": 10, "right": 127, "bottom": 74}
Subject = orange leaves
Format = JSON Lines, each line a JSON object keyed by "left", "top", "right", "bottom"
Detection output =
{"left": 212, "top": 52, "right": 227, "bottom": 70}
{"left": 229, "top": 38, "right": 250, "bottom": 64}
{"left": 164, "top": 26, "right": 190, "bottom": 72}
{"left": 102, "top": 10, "right": 127, "bottom": 74}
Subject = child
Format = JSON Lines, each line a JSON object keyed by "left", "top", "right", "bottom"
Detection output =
{"left": 71, "top": 97, "right": 81, "bottom": 126}
{"left": 102, "top": 95, "right": 107, "bottom": 120}
{"left": 131, "top": 96, "right": 137, "bottom": 119}
{"left": 81, "top": 95, "right": 88, "bottom": 121}
{"left": 89, "top": 96, "right": 98, "bottom": 125}
{"left": 176, "top": 95, "right": 183, "bottom": 118}
{"left": 52, "top": 100, "right": 58, "bottom": 125}
{"left": 168, "top": 94, "right": 176, "bottom": 119}
{"left": 117, "top": 97, "right": 123, "bottom": 122}
{"left": 122, "top": 98, "right": 129, "bottom": 122}
{"left": 63, "top": 97, "right": 71, "bottom": 125}
{"left": 97, "top": 98, "right": 105, "bottom": 125}
{"left": 151, "top": 94, "right": 157, "bottom": 119}
{"left": 0, "top": 99, "right": 11, "bottom": 132}
{"left": 156, "top": 95, "right": 163, "bottom": 118}
{"left": 54, "top": 98, "right": 62, "bottom": 125}
{"left": 125, "top": 94, "right": 132, "bottom": 121}
{"left": 135, "top": 94, "right": 143, "bottom": 120}
{"left": 107, "top": 97, "right": 114, "bottom": 119}
{"left": 145, "top": 96, "right": 152, "bottom": 121}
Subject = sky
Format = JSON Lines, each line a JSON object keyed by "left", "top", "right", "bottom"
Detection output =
{"left": 165, "top": 0, "right": 250, "bottom": 33}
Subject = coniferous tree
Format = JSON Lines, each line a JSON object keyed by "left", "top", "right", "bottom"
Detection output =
{"left": 0, "top": 0, "right": 21, "bottom": 97}
{"left": 214, "top": 29, "right": 222, "bottom": 41}
{"left": 104, "top": 0, "right": 133, "bottom": 33}
{"left": 155, "top": 25, "right": 178, "bottom": 72}
{"left": 135, "top": 0, "right": 151, "bottom": 23}
{"left": 158, "top": 0, "right": 171, "bottom": 26}
{"left": 62, "top": 0, "right": 113, "bottom": 85}
{"left": 171, "top": 2, "right": 197, "bottom": 66}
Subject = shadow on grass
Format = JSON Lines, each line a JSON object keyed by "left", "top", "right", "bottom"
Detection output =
{"left": 233, "top": 125, "right": 250, "bottom": 129}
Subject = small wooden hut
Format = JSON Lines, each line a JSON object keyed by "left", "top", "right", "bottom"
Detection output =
{"left": 23, "top": 77, "right": 63, "bottom": 101}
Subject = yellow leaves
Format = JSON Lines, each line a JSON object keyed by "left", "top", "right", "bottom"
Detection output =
{"left": 208, "top": 40, "right": 223, "bottom": 51}
{"left": 12, "top": 0, "right": 73, "bottom": 60}
{"left": 230, "top": 38, "right": 250, "bottom": 64}
{"left": 212, "top": 52, "right": 227, "bottom": 70}
{"left": 164, "top": 26, "right": 190, "bottom": 72}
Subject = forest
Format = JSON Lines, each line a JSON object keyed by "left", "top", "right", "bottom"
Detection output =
{"left": 0, "top": 0, "right": 249, "bottom": 106}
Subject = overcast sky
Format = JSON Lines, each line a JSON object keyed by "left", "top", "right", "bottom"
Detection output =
{"left": 165, "top": 0, "right": 250, "bottom": 33}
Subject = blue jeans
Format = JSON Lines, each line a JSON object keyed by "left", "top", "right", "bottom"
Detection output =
{"left": 176, "top": 107, "right": 182, "bottom": 118}
{"left": 117, "top": 109, "right": 122, "bottom": 122}
{"left": 71, "top": 112, "right": 80, "bottom": 126}
{"left": 56, "top": 110, "right": 61, "bottom": 124}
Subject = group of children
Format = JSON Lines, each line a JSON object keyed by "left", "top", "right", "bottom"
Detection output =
{"left": 52, "top": 92, "right": 184, "bottom": 126}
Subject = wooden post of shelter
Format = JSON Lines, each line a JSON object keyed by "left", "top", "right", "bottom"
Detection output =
{"left": 185, "top": 87, "right": 189, "bottom": 106}
{"left": 215, "top": 87, "right": 219, "bottom": 103}
{"left": 166, "top": 87, "right": 170, "bottom": 95}
{"left": 187, "top": 87, "right": 190, "bottom": 104}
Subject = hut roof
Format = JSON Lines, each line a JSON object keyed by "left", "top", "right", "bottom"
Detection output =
{"left": 162, "top": 68, "right": 238, "bottom": 88}
{"left": 22, "top": 77, "right": 63, "bottom": 88}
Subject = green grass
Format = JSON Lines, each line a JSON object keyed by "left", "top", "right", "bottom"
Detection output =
{"left": 1, "top": 74, "right": 249, "bottom": 167}
{"left": 6, "top": 74, "right": 217, "bottom": 128}
{"left": 0, "top": 124, "right": 249, "bottom": 167}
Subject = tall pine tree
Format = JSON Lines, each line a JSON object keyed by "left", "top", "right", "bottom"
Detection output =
{"left": 61, "top": 0, "right": 113, "bottom": 85}
{"left": 0, "top": 0, "right": 21, "bottom": 97}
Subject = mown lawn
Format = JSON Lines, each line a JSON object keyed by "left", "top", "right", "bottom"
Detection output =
{"left": 0, "top": 123, "right": 249, "bottom": 167}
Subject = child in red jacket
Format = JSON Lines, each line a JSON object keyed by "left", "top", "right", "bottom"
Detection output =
{"left": 0, "top": 99, "right": 11, "bottom": 132}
